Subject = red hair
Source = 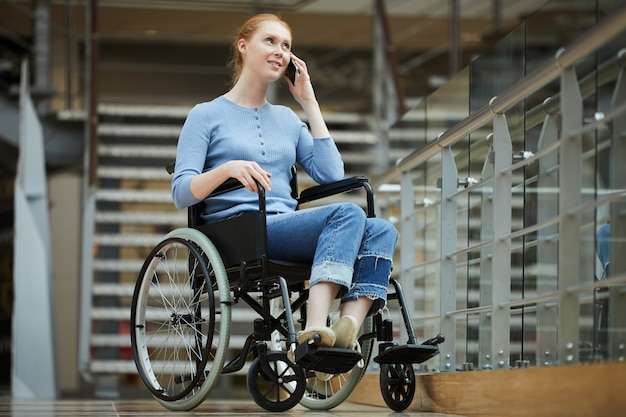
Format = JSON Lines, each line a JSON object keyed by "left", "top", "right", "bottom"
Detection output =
{"left": 228, "top": 13, "right": 292, "bottom": 86}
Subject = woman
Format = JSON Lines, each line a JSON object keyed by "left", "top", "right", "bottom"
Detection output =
{"left": 172, "top": 13, "right": 398, "bottom": 352}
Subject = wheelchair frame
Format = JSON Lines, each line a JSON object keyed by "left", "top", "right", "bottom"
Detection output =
{"left": 130, "top": 171, "right": 443, "bottom": 412}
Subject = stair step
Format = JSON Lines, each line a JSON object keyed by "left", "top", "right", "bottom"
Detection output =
{"left": 99, "top": 103, "right": 192, "bottom": 118}
{"left": 94, "top": 259, "right": 144, "bottom": 272}
{"left": 96, "top": 189, "right": 173, "bottom": 203}
{"left": 330, "top": 130, "right": 375, "bottom": 144}
{"left": 98, "top": 166, "right": 171, "bottom": 180}
{"left": 93, "top": 283, "right": 135, "bottom": 296}
{"left": 98, "top": 144, "right": 177, "bottom": 158}
{"left": 90, "top": 360, "right": 139, "bottom": 374}
{"left": 96, "top": 104, "right": 368, "bottom": 124}
{"left": 91, "top": 307, "right": 261, "bottom": 322}
{"left": 94, "top": 233, "right": 166, "bottom": 247}
{"left": 340, "top": 152, "right": 377, "bottom": 164}
{"left": 95, "top": 210, "right": 186, "bottom": 225}
{"left": 93, "top": 283, "right": 228, "bottom": 297}
{"left": 90, "top": 360, "right": 249, "bottom": 375}
{"left": 98, "top": 145, "right": 374, "bottom": 165}
{"left": 97, "top": 125, "right": 374, "bottom": 145}
{"left": 98, "top": 123, "right": 181, "bottom": 138}
{"left": 92, "top": 308, "right": 131, "bottom": 321}
{"left": 90, "top": 334, "right": 248, "bottom": 349}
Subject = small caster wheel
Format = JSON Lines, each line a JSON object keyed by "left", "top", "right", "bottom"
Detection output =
{"left": 247, "top": 351, "right": 306, "bottom": 411}
{"left": 379, "top": 363, "right": 416, "bottom": 411}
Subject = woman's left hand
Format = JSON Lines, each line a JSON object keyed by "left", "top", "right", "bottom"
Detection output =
{"left": 285, "top": 53, "right": 317, "bottom": 105}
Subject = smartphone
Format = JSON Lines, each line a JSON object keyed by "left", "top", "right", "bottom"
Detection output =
{"left": 285, "top": 60, "right": 297, "bottom": 84}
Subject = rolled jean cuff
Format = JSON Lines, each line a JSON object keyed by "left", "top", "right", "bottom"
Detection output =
{"left": 309, "top": 260, "right": 354, "bottom": 290}
{"left": 342, "top": 283, "right": 388, "bottom": 315}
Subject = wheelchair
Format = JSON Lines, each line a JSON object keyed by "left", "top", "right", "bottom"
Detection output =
{"left": 130, "top": 168, "right": 444, "bottom": 412}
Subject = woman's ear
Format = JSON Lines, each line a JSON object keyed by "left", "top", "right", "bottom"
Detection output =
{"left": 237, "top": 38, "right": 247, "bottom": 55}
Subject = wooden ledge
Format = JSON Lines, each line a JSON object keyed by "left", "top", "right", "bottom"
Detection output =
{"left": 349, "top": 362, "right": 626, "bottom": 417}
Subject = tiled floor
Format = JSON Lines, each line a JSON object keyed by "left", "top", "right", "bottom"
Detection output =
{"left": 0, "top": 399, "right": 466, "bottom": 417}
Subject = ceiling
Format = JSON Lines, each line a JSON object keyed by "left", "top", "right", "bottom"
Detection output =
{"left": 75, "top": 0, "right": 550, "bottom": 51}
{"left": 86, "top": 0, "right": 549, "bottom": 106}
{"left": 1, "top": 0, "right": 601, "bottom": 110}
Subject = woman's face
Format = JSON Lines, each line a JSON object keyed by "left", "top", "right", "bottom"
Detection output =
{"left": 240, "top": 21, "right": 292, "bottom": 82}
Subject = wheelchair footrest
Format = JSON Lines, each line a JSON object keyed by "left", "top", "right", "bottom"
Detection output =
{"left": 295, "top": 343, "right": 363, "bottom": 374}
{"left": 374, "top": 344, "right": 439, "bottom": 364}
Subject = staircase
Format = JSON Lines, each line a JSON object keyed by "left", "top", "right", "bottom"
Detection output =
{"left": 79, "top": 103, "right": 379, "bottom": 395}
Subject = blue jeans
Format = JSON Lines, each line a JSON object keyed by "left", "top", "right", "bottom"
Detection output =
{"left": 266, "top": 202, "right": 398, "bottom": 313}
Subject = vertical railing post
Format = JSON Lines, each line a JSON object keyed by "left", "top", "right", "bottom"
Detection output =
{"left": 400, "top": 170, "right": 416, "bottom": 343}
{"left": 536, "top": 108, "right": 559, "bottom": 366}
{"left": 557, "top": 63, "right": 583, "bottom": 365}
{"left": 440, "top": 146, "right": 458, "bottom": 371}
{"left": 608, "top": 54, "right": 626, "bottom": 361}
{"left": 491, "top": 106, "right": 513, "bottom": 369}
{"left": 479, "top": 146, "right": 494, "bottom": 369}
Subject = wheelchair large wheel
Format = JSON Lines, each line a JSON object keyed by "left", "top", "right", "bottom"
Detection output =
{"left": 247, "top": 351, "right": 306, "bottom": 412}
{"left": 379, "top": 362, "right": 416, "bottom": 411}
{"left": 131, "top": 228, "right": 232, "bottom": 411}
{"left": 298, "top": 314, "right": 375, "bottom": 410}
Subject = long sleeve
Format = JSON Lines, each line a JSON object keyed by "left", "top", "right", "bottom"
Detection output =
{"left": 171, "top": 104, "right": 210, "bottom": 209}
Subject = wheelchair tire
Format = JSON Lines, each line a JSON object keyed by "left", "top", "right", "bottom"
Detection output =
{"left": 131, "top": 228, "right": 232, "bottom": 411}
{"left": 247, "top": 351, "right": 306, "bottom": 412}
{"left": 298, "top": 315, "right": 375, "bottom": 410}
{"left": 379, "top": 362, "right": 416, "bottom": 411}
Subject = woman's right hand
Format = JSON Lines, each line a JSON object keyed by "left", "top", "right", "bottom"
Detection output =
{"left": 222, "top": 160, "right": 272, "bottom": 193}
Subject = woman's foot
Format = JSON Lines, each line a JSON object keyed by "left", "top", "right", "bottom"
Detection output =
{"left": 331, "top": 316, "right": 359, "bottom": 349}
{"left": 297, "top": 326, "right": 335, "bottom": 347}
{"left": 312, "top": 316, "right": 360, "bottom": 382}
{"left": 290, "top": 326, "right": 335, "bottom": 378}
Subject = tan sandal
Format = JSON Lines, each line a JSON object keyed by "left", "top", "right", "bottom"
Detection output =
{"left": 312, "top": 317, "right": 360, "bottom": 382}
{"left": 297, "top": 326, "right": 336, "bottom": 347}
{"left": 331, "top": 316, "right": 359, "bottom": 349}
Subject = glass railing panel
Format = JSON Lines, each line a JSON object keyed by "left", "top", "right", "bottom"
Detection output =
{"left": 424, "top": 67, "right": 470, "bottom": 367}
{"left": 405, "top": 162, "right": 441, "bottom": 351}
{"left": 388, "top": 98, "right": 429, "bottom": 163}
{"left": 596, "top": 0, "right": 626, "bottom": 364}
{"left": 379, "top": 0, "right": 626, "bottom": 372}
{"left": 465, "top": 23, "right": 527, "bottom": 369}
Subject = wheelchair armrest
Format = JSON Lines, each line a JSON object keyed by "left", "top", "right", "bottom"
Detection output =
{"left": 297, "top": 176, "right": 375, "bottom": 217}
{"left": 210, "top": 178, "right": 267, "bottom": 215}
{"left": 210, "top": 177, "right": 245, "bottom": 197}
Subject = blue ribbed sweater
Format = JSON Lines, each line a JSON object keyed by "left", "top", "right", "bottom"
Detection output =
{"left": 172, "top": 96, "right": 344, "bottom": 223}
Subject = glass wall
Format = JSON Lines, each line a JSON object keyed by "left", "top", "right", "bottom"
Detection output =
{"left": 380, "top": 0, "right": 626, "bottom": 371}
